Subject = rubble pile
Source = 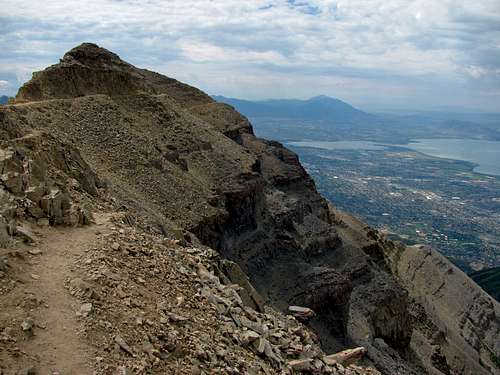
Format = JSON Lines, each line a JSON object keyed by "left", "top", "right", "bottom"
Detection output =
{"left": 68, "top": 214, "right": 379, "bottom": 374}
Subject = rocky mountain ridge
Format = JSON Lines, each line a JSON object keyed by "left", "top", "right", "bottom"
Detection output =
{"left": 0, "top": 43, "right": 498, "bottom": 374}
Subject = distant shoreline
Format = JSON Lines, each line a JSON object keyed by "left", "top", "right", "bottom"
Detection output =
{"left": 287, "top": 138, "right": 500, "bottom": 178}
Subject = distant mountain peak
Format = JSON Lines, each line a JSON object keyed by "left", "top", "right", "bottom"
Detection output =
{"left": 309, "top": 94, "right": 335, "bottom": 101}
{"left": 214, "top": 94, "right": 373, "bottom": 123}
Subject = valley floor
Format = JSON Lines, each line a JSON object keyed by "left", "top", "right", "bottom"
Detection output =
{"left": 285, "top": 143, "right": 500, "bottom": 271}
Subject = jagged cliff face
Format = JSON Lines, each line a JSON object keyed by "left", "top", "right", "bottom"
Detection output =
{"left": 4, "top": 43, "right": 499, "bottom": 374}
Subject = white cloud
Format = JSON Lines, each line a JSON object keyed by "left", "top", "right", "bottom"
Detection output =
{"left": 0, "top": 0, "right": 499, "bottom": 110}
{"left": 177, "top": 39, "right": 289, "bottom": 65}
{"left": 466, "top": 65, "right": 488, "bottom": 79}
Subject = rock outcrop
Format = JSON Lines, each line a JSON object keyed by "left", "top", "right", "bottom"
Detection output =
{"left": 0, "top": 129, "right": 97, "bottom": 241}
{"left": 0, "top": 43, "right": 498, "bottom": 374}
{"left": 385, "top": 244, "right": 500, "bottom": 374}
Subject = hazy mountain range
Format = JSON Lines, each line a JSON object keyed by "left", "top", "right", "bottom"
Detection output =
{"left": 212, "top": 95, "right": 376, "bottom": 123}
{"left": 214, "top": 95, "right": 500, "bottom": 143}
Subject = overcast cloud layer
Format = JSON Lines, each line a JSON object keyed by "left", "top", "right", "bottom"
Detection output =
{"left": 1, "top": 0, "right": 499, "bottom": 111}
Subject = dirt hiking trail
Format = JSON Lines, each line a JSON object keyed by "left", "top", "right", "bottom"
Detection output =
{"left": 0, "top": 213, "right": 113, "bottom": 375}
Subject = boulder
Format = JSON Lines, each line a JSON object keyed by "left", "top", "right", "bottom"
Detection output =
{"left": 15, "top": 226, "right": 36, "bottom": 243}
{"left": 288, "top": 358, "right": 313, "bottom": 371}
{"left": 323, "top": 347, "right": 367, "bottom": 366}
{"left": 219, "top": 259, "right": 265, "bottom": 312}
{"left": 288, "top": 305, "right": 315, "bottom": 321}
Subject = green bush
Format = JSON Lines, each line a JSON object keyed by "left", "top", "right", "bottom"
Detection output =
{"left": 491, "top": 350, "right": 500, "bottom": 369}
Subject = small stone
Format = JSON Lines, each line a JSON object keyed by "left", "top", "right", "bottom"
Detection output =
{"left": 28, "top": 249, "right": 42, "bottom": 256}
{"left": 0, "top": 257, "right": 8, "bottom": 272}
{"left": 238, "top": 316, "right": 267, "bottom": 334}
{"left": 70, "top": 278, "right": 88, "bottom": 292}
{"left": 115, "top": 335, "right": 135, "bottom": 356}
{"left": 111, "top": 242, "right": 120, "bottom": 251}
{"left": 30, "top": 274, "right": 40, "bottom": 280}
{"left": 288, "top": 359, "right": 313, "bottom": 371}
{"left": 79, "top": 303, "right": 93, "bottom": 317}
{"left": 252, "top": 337, "right": 267, "bottom": 354}
{"left": 263, "top": 340, "right": 281, "bottom": 364}
{"left": 168, "top": 312, "right": 188, "bottom": 323}
{"left": 241, "top": 330, "right": 260, "bottom": 345}
{"left": 21, "top": 318, "right": 34, "bottom": 331}
{"left": 16, "top": 226, "right": 36, "bottom": 243}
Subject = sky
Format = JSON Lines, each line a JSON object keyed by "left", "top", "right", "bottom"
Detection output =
{"left": 1, "top": 0, "right": 500, "bottom": 112}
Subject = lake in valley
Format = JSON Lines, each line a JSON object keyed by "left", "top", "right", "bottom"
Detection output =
{"left": 288, "top": 139, "right": 500, "bottom": 177}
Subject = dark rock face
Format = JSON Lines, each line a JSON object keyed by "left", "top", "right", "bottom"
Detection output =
{"left": 5, "top": 43, "right": 499, "bottom": 375}
{"left": 0, "top": 130, "right": 98, "bottom": 231}
{"left": 290, "top": 268, "right": 351, "bottom": 310}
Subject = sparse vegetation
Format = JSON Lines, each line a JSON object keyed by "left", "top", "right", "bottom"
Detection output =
{"left": 490, "top": 350, "right": 500, "bottom": 369}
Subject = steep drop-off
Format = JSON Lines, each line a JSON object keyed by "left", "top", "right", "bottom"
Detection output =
{"left": 2, "top": 43, "right": 499, "bottom": 374}
{"left": 471, "top": 267, "right": 500, "bottom": 302}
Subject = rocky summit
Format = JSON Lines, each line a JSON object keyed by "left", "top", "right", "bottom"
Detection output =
{"left": 0, "top": 43, "right": 498, "bottom": 374}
